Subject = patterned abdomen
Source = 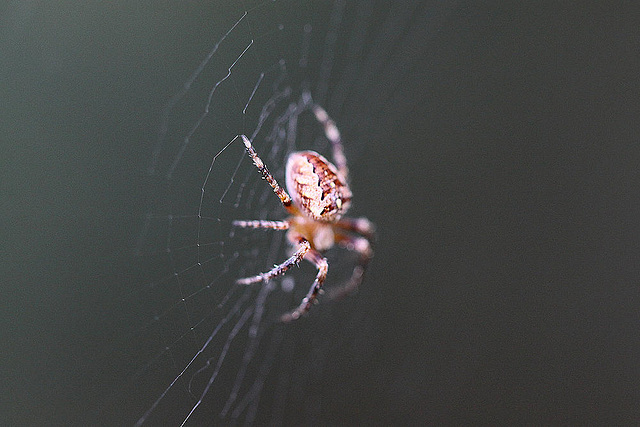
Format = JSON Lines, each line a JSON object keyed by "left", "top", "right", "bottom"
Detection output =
{"left": 285, "top": 151, "right": 352, "bottom": 222}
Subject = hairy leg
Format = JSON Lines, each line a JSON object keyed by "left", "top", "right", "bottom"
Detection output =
{"left": 232, "top": 219, "right": 290, "bottom": 230}
{"left": 311, "top": 105, "right": 348, "bottom": 181}
{"left": 240, "top": 134, "right": 297, "bottom": 214}
{"left": 280, "top": 249, "right": 328, "bottom": 322}
{"left": 236, "top": 235, "right": 309, "bottom": 285}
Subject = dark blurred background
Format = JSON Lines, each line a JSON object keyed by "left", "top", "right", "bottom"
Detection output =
{"left": 3, "top": 1, "right": 640, "bottom": 425}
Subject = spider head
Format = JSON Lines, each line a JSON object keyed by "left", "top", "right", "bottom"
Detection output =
{"left": 285, "top": 151, "right": 352, "bottom": 222}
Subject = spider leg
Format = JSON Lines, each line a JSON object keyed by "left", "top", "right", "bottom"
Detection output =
{"left": 280, "top": 249, "right": 328, "bottom": 322}
{"left": 311, "top": 105, "right": 348, "bottom": 181}
{"left": 335, "top": 217, "right": 376, "bottom": 239}
{"left": 240, "top": 135, "right": 297, "bottom": 215}
{"left": 236, "top": 236, "right": 309, "bottom": 285}
{"left": 232, "top": 219, "right": 290, "bottom": 230}
{"left": 327, "top": 234, "right": 373, "bottom": 301}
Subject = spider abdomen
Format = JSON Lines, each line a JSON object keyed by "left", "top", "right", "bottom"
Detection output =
{"left": 285, "top": 151, "right": 352, "bottom": 222}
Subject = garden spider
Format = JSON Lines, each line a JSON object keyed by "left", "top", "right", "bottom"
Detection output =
{"left": 232, "top": 105, "right": 375, "bottom": 322}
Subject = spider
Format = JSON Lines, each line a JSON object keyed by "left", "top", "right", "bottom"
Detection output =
{"left": 232, "top": 104, "right": 375, "bottom": 322}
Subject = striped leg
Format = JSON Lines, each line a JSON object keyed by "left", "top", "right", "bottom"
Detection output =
{"left": 232, "top": 219, "right": 290, "bottom": 230}
{"left": 236, "top": 236, "right": 310, "bottom": 285}
{"left": 311, "top": 105, "right": 348, "bottom": 181}
{"left": 280, "top": 249, "right": 328, "bottom": 322}
{"left": 240, "top": 135, "right": 296, "bottom": 213}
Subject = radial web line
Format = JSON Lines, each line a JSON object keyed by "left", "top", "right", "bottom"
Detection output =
{"left": 167, "top": 40, "right": 254, "bottom": 179}
{"left": 148, "top": 11, "right": 248, "bottom": 176}
{"left": 134, "top": 288, "right": 251, "bottom": 427}
{"left": 181, "top": 305, "right": 254, "bottom": 427}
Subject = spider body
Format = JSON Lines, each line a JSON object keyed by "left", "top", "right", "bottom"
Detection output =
{"left": 233, "top": 104, "right": 374, "bottom": 322}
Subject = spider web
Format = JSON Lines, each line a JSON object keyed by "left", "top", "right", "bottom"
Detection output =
{"left": 98, "top": 1, "right": 457, "bottom": 425}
